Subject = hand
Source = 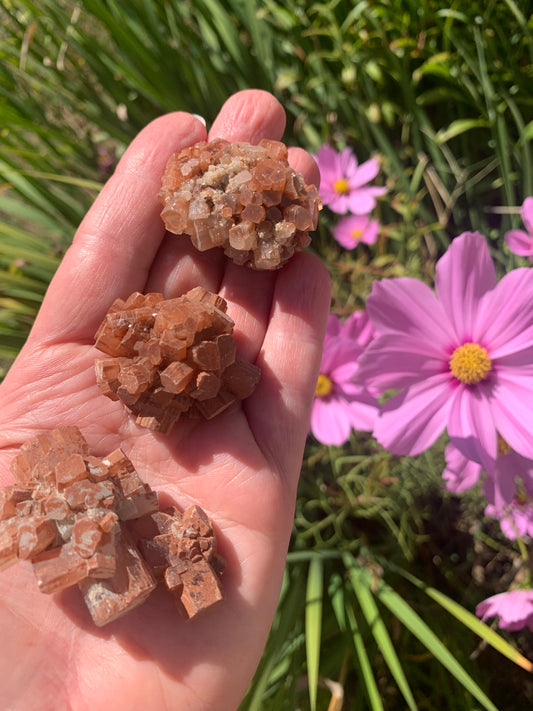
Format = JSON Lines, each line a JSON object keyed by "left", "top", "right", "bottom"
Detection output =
{"left": 0, "top": 90, "right": 331, "bottom": 711}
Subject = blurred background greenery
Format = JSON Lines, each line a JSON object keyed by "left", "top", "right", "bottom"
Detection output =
{"left": 1, "top": 1, "right": 533, "bottom": 709}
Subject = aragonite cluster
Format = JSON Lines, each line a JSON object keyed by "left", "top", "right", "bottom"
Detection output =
{"left": 159, "top": 138, "right": 321, "bottom": 270}
{"left": 0, "top": 427, "right": 224, "bottom": 626}
{"left": 94, "top": 287, "right": 261, "bottom": 433}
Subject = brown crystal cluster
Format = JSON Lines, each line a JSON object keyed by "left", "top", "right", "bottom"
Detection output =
{"left": 0, "top": 427, "right": 224, "bottom": 626}
{"left": 159, "top": 138, "right": 321, "bottom": 270}
{"left": 131, "top": 504, "right": 224, "bottom": 620}
{"left": 94, "top": 287, "right": 261, "bottom": 433}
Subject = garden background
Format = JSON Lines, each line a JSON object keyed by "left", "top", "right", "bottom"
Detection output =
{"left": 1, "top": 1, "right": 533, "bottom": 709}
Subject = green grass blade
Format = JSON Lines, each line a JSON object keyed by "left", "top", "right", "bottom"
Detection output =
{"left": 244, "top": 568, "right": 305, "bottom": 711}
{"left": 435, "top": 118, "right": 490, "bottom": 145}
{"left": 305, "top": 554, "right": 323, "bottom": 711}
{"left": 395, "top": 567, "right": 533, "bottom": 674}
{"left": 329, "top": 574, "right": 385, "bottom": 711}
{"left": 345, "top": 603, "right": 385, "bottom": 711}
{"left": 344, "top": 558, "right": 418, "bottom": 711}
{"left": 0, "top": 168, "right": 102, "bottom": 192}
{"left": 328, "top": 572, "right": 346, "bottom": 633}
{"left": 426, "top": 586, "right": 533, "bottom": 674}
{"left": 375, "top": 582, "right": 499, "bottom": 711}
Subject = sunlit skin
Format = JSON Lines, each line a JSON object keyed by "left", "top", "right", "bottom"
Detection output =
{"left": 0, "top": 90, "right": 331, "bottom": 711}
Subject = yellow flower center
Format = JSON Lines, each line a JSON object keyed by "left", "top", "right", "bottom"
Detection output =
{"left": 515, "top": 490, "right": 528, "bottom": 505}
{"left": 333, "top": 178, "right": 350, "bottom": 195}
{"left": 351, "top": 228, "right": 363, "bottom": 239}
{"left": 315, "top": 374, "right": 333, "bottom": 397}
{"left": 449, "top": 343, "right": 492, "bottom": 385}
{"left": 497, "top": 435, "right": 512, "bottom": 456}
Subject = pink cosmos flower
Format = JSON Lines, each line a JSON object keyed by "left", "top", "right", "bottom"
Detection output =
{"left": 310, "top": 311, "right": 379, "bottom": 446}
{"left": 504, "top": 197, "right": 533, "bottom": 261}
{"left": 484, "top": 452, "right": 533, "bottom": 538}
{"left": 444, "top": 442, "right": 533, "bottom": 534}
{"left": 356, "top": 231, "right": 533, "bottom": 487}
{"left": 485, "top": 498, "right": 533, "bottom": 540}
{"left": 314, "top": 145, "right": 387, "bottom": 215}
{"left": 476, "top": 589, "right": 533, "bottom": 633}
{"left": 442, "top": 442, "right": 483, "bottom": 493}
{"left": 332, "top": 214, "right": 380, "bottom": 249}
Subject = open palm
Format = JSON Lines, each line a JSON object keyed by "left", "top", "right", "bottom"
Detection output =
{"left": 0, "top": 90, "right": 331, "bottom": 711}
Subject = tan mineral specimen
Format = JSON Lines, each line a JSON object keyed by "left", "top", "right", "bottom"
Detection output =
{"left": 159, "top": 138, "right": 321, "bottom": 270}
{"left": 78, "top": 527, "right": 156, "bottom": 627}
{"left": 131, "top": 504, "right": 224, "bottom": 619}
{"left": 94, "top": 287, "right": 261, "bottom": 433}
{"left": 0, "top": 427, "right": 224, "bottom": 626}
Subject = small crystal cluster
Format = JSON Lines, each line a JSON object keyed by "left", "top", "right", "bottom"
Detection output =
{"left": 0, "top": 427, "right": 224, "bottom": 626}
{"left": 94, "top": 287, "right": 261, "bottom": 433}
{"left": 130, "top": 504, "right": 224, "bottom": 620}
{"left": 159, "top": 138, "right": 321, "bottom": 270}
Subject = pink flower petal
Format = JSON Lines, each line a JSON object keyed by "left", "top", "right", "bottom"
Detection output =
{"left": 435, "top": 232, "right": 497, "bottom": 342}
{"left": 373, "top": 373, "right": 452, "bottom": 455}
{"left": 348, "top": 391, "right": 380, "bottom": 431}
{"left": 326, "top": 313, "right": 342, "bottom": 338}
{"left": 346, "top": 186, "right": 387, "bottom": 215}
{"left": 482, "top": 452, "right": 519, "bottom": 510}
{"left": 322, "top": 339, "right": 362, "bottom": 376}
{"left": 484, "top": 454, "right": 533, "bottom": 539}
{"left": 310, "top": 397, "right": 354, "bottom": 445}
{"left": 341, "top": 311, "right": 375, "bottom": 348}
{"left": 333, "top": 214, "right": 380, "bottom": 248}
{"left": 492, "top": 346, "right": 533, "bottom": 372}
{"left": 357, "top": 334, "right": 447, "bottom": 391}
{"left": 442, "top": 443, "right": 483, "bottom": 492}
{"left": 491, "top": 372, "right": 533, "bottom": 460}
{"left": 476, "top": 590, "right": 533, "bottom": 632}
{"left": 504, "top": 228, "right": 533, "bottom": 257}
{"left": 321, "top": 190, "right": 350, "bottom": 214}
{"left": 338, "top": 146, "right": 358, "bottom": 177}
{"left": 360, "top": 219, "right": 380, "bottom": 245}
{"left": 340, "top": 378, "right": 373, "bottom": 397}
{"left": 366, "top": 278, "right": 455, "bottom": 353}
{"left": 476, "top": 268, "right": 533, "bottom": 356}
{"left": 348, "top": 157, "right": 380, "bottom": 188}
{"left": 314, "top": 145, "right": 342, "bottom": 180}
{"left": 447, "top": 381, "right": 497, "bottom": 472}
{"left": 498, "top": 505, "right": 533, "bottom": 539}
{"left": 522, "top": 196, "right": 533, "bottom": 235}
{"left": 314, "top": 145, "right": 385, "bottom": 215}
{"left": 330, "top": 361, "right": 360, "bottom": 386}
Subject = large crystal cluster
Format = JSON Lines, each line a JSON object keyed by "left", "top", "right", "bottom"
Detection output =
{"left": 0, "top": 427, "right": 224, "bottom": 626}
{"left": 94, "top": 287, "right": 261, "bottom": 433}
{"left": 159, "top": 138, "right": 321, "bottom": 270}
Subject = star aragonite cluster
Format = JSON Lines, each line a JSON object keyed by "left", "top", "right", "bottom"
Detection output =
{"left": 94, "top": 286, "right": 261, "bottom": 433}
{"left": 159, "top": 138, "right": 321, "bottom": 270}
{"left": 0, "top": 427, "right": 224, "bottom": 626}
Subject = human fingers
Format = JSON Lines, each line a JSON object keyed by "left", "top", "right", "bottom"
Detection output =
{"left": 208, "top": 89, "right": 286, "bottom": 143}
{"left": 28, "top": 113, "right": 207, "bottom": 345}
{"left": 218, "top": 146, "right": 322, "bottom": 364}
{"left": 287, "top": 146, "right": 320, "bottom": 190}
{"left": 145, "top": 89, "right": 288, "bottom": 298}
{"left": 245, "top": 252, "right": 331, "bottom": 490}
